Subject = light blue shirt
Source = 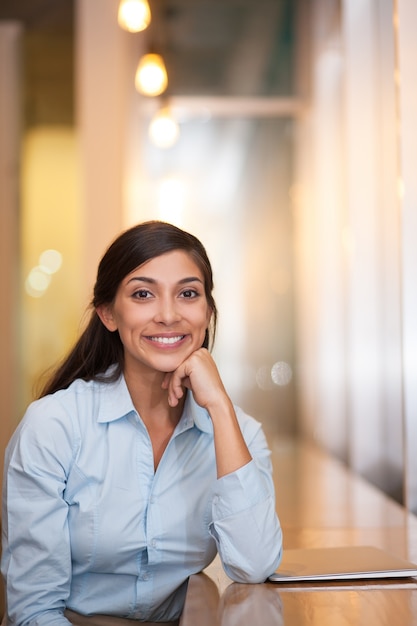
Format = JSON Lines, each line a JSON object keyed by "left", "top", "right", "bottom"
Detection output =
{"left": 1, "top": 374, "right": 282, "bottom": 625}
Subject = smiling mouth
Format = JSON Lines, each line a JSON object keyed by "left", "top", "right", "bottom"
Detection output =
{"left": 148, "top": 335, "right": 185, "bottom": 345}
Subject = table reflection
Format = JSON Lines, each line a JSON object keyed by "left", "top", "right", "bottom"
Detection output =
{"left": 219, "top": 583, "right": 283, "bottom": 626}
{"left": 180, "top": 572, "right": 284, "bottom": 626}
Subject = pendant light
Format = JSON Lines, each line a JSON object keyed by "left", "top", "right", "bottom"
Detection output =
{"left": 118, "top": 0, "right": 151, "bottom": 33}
{"left": 149, "top": 105, "right": 180, "bottom": 148}
{"left": 135, "top": 53, "right": 168, "bottom": 97}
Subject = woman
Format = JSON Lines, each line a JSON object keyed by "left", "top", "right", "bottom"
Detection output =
{"left": 1, "top": 221, "right": 282, "bottom": 625}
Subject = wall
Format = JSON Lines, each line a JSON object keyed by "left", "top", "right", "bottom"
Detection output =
{"left": 294, "top": 0, "right": 417, "bottom": 511}
{"left": 0, "top": 23, "right": 22, "bottom": 490}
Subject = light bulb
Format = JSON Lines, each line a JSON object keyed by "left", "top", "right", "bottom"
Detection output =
{"left": 149, "top": 107, "right": 180, "bottom": 148}
{"left": 118, "top": 0, "right": 151, "bottom": 33}
{"left": 135, "top": 53, "right": 168, "bottom": 97}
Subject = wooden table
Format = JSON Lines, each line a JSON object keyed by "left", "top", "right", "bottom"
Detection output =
{"left": 180, "top": 439, "right": 417, "bottom": 626}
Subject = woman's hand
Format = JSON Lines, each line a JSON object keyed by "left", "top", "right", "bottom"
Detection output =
{"left": 161, "top": 348, "right": 227, "bottom": 410}
{"left": 162, "top": 348, "right": 252, "bottom": 477}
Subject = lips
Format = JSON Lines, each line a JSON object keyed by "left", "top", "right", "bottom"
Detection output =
{"left": 147, "top": 335, "right": 185, "bottom": 345}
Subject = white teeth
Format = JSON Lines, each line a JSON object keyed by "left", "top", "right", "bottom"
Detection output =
{"left": 150, "top": 335, "right": 184, "bottom": 345}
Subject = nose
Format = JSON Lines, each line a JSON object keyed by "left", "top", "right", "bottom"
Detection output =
{"left": 153, "top": 296, "right": 182, "bottom": 325}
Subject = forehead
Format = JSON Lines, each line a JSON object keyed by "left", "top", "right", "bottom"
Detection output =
{"left": 124, "top": 249, "right": 204, "bottom": 283}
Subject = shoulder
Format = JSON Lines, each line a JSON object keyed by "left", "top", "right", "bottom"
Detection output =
{"left": 8, "top": 378, "right": 103, "bottom": 450}
{"left": 227, "top": 405, "right": 270, "bottom": 456}
{"left": 12, "top": 374, "right": 134, "bottom": 440}
{"left": 25, "top": 377, "right": 101, "bottom": 422}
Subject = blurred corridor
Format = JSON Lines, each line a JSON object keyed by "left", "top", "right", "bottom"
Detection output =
{"left": 1, "top": 0, "right": 416, "bottom": 512}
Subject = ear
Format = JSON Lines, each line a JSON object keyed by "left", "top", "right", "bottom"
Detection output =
{"left": 96, "top": 304, "right": 118, "bottom": 332}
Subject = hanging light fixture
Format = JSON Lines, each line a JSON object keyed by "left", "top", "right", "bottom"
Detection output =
{"left": 135, "top": 53, "right": 168, "bottom": 97}
{"left": 118, "top": 0, "right": 151, "bottom": 33}
{"left": 149, "top": 105, "right": 180, "bottom": 148}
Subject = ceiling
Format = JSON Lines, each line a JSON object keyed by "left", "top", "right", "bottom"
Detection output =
{"left": 146, "top": 0, "right": 294, "bottom": 97}
{"left": 0, "top": 0, "right": 295, "bottom": 125}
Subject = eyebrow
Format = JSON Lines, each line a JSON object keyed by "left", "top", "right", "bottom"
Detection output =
{"left": 126, "top": 276, "right": 203, "bottom": 286}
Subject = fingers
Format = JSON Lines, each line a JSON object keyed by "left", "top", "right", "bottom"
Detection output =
{"left": 162, "top": 367, "right": 189, "bottom": 407}
{"left": 162, "top": 349, "right": 224, "bottom": 409}
{"left": 163, "top": 349, "right": 207, "bottom": 407}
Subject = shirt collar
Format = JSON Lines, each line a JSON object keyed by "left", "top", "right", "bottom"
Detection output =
{"left": 96, "top": 374, "right": 137, "bottom": 423}
{"left": 96, "top": 373, "right": 213, "bottom": 435}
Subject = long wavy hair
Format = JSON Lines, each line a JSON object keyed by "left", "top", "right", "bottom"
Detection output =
{"left": 38, "top": 221, "right": 218, "bottom": 398}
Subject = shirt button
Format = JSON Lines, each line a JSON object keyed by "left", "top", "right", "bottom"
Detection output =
{"left": 142, "top": 573, "right": 149, "bottom": 581}
{"left": 151, "top": 539, "right": 157, "bottom": 548}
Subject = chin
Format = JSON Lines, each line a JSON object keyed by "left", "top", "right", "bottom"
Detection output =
{"left": 152, "top": 356, "right": 186, "bottom": 373}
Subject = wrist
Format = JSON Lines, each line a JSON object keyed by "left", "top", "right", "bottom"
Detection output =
{"left": 206, "top": 393, "right": 234, "bottom": 422}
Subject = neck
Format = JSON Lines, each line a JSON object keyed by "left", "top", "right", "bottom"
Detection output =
{"left": 123, "top": 367, "right": 185, "bottom": 471}
{"left": 123, "top": 367, "right": 185, "bottom": 427}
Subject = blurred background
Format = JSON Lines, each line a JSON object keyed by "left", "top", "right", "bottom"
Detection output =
{"left": 1, "top": 0, "right": 416, "bottom": 512}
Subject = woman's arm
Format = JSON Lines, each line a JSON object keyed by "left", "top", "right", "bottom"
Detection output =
{"left": 163, "top": 349, "right": 283, "bottom": 581}
{"left": 1, "top": 402, "right": 74, "bottom": 626}
{"left": 208, "top": 421, "right": 283, "bottom": 583}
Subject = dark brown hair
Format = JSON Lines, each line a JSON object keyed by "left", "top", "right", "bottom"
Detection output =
{"left": 38, "top": 221, "right": 217, "bottom": 397}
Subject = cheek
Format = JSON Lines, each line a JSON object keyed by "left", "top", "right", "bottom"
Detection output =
{"left": 196, "top": 305, "right": 211, "bottom": 326}
{"left": 112, "top": 309, "right": 141, "bottom": 335}
{"left": 197, "top": 307, "right": 212, "bottom": 341}
{"left": 188, "top": 306, "right": 209, "bottom": 335}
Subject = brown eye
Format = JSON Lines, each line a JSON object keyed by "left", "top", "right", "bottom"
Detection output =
{"left": 133, "top": 289, "right": 152, "bottom": 299}
{"left": 180, "top": 289, "right": 198, "bottom": 299}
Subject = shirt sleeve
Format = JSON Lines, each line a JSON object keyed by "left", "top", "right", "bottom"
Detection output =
{"left": 208, "top": 419, "right": 283, "bottom": 583}
{"left": 1, "top": 400, "right": 74, "bottom": 626}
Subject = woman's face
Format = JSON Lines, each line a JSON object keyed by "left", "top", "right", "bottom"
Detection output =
{"left": 97, "top": 250, "right": 212, "bottom": 378}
